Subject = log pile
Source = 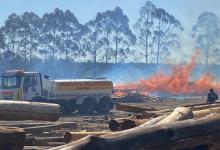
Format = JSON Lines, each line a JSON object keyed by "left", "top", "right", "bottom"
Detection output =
{"left": 3, "top": 100, "right": 220, "bottom": 150}
{"left": 49, "top": 114, "right": 220, "bottom": 150}
{"left": 48, "top": 102, "right": 220, "bottom": 150}
{"left": 0, "top": 100, "right": 75, "bottom": 149}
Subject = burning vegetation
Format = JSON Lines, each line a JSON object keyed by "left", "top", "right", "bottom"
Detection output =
{"left": 115, "top": 55, "right": 220, "bottom": 96}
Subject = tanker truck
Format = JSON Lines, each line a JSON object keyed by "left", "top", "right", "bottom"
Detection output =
{"left": 0, "top": 70, "right": 114, "bottom": 114}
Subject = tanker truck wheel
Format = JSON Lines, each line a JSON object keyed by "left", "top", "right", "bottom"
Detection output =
{"left": 77, "top": 98, "right": 96, "bottom": 115}
{"left": 31, "top": 96, "right": 47, "bottom": 102}
{"left": 96, "top": 97, "right": 113, "bottom": 114}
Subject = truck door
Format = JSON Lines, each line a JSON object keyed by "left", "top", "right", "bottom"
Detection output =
{"left": 23, "top": 73, "right": 41, "bottom": 100}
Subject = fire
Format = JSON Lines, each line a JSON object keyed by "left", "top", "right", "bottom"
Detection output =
{"left": 115, "top": 55, "right": 220, "bottom": 95}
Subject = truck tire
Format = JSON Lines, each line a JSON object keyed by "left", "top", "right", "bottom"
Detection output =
{"left": 77, "top": 98, "right": 96, "bottom": 114}
{"left": 31, "top": 96, "right": 47, "bottom": 102}
{"left": 55, "top": 100, "right": 72, "bottom": 115}
{"left": 96, "top": 97, "right": 113, "bottom": 114}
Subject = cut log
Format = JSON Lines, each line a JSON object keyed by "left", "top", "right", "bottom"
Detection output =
{"left": 142, "top": 115, "right": 167, "bottom": 125}
{"left": 0, "top": 126, "right": 26, "bottom": 150}
{"left": 109, "top": 114, "right": 147, "bottom": 131}
{"left": 0, "top": 100, "right": 60, "bottom": 121}
{"left": 191, "top": 103, "right": 220, "bottom": 111}
{"left": 109, "top": 118, "right": 148, "bottom": 131}
{"left": 157, "top": 107, "right": 194, "bottom": 124}
{"left": 26, "top": 136, "right": 65, "bottom": 146}
{"left": 115, "top": 103, "right": 156, "bottom": 113}
{"left": 24, "top": 122, "right": 77, "bottom": 134}
{"left": 0, "top": 122, "right": 53, "bottom": 128}
{"left": 109, "top": 107, "right": 192, "bottom": 131}
{"left": 49, "top": 114, "right": 220, "bottom": 150}
{"left": 117, "top": 102, "right": 220, "bottom": 116}
{"left": 141, "top": 104, "right": 220, "bottom": 118}
{"left": 64, "top": 132, "right": 112, "bottom": 143}
{"left": 193, "top": 107, "right": 220, "bottom": 118}
{"left": 184, "top": 101, "right": 220, "bottom": 107}
{"left": 24, "top": 146, "right": 53, "bottom": 150}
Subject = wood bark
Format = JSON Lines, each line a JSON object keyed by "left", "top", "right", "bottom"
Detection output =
{"left": 24, "top": 122, "right": 77, "bottom": 134}
{"left": 117, "top": 102, "right": 220, "bottom": 115}
{"left": 0, "top": 126, "right": 26, "bottom": 150}
{"left": 191, "top": 103, "right": 220, "bottom": 111}
{"left": 0, "top": 100, "right": 60, "bottom": 121}
{"left": 26, "top": 136, "right": 65, "bottom": 146}
{"left": 193, "top": 107, "right": 220, "bottom": 118}
{"left": 109, "top": 118, "right": 148, "bottom": 131}
{"left": 141, "top": 103, "right": 220, "bottom": 118}
{"left": 110, "top": 107, "right": 193, "bottom": 131}
{"left": 64, "top": 132, "right": 112, "bottom": 143}
{"left": 0, "top": 122, "right": 53, "bottom": 128}
{"left": 115, "top": 103, "right": 156, "bottom": 113}
{"left": 157, "top": 107, "right": 193, "bottom": 124}
{"left": 49, "top": 114, "right": 220, "bottom": 150}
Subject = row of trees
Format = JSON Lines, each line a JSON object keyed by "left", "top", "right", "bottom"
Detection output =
{"left": 0, "top": 1, "right": 183, "bottom": 67}
{"left": 0, "top": 1, "right": 219, "bottom": 68}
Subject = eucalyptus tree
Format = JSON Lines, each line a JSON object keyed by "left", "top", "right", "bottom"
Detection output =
{"left": 42, "top": 8, "right": 63, "bottom": 61}
{"left": 2, "top": 13, "right": 22, "bottom": 56}
{"left": 18, "top": 12, "right": 41, "bottom": 65}
{"left": 153, "top": 8, "right": 183, "bottom": 64}
{"left": 111, "top": 7, "right": 136, "bottom": 63}
{"left": 134, "top": 1, "right": 156, "bottom": 63}
{"left": 82, "top": 18, "right": 102, "bottom": 63}
{"left": 59, "top": 10, "right": 86, "bottom": 62}
{"left": 85, "top": 7, "right": 136, "bottom": 63}
{"left": 0, "top": 28, "right": 5, "bottom": 49}
{"left": 192, "top": 12, "right": 220, "bottom": 65}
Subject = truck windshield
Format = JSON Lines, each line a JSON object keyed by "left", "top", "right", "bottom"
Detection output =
{"left": 1, "top": 75, "right": 22, "bottom": 89}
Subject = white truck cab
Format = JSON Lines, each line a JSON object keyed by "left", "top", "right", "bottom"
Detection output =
{"left": 0, "top": 70, "right": 42, "bottom": 101}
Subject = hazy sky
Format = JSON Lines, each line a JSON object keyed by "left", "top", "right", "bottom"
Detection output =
{"left": 1, "top": 0, "right": 220, "bottom": 30}
{"left": 1, "top": 0, "right": 220, "bottom": 62}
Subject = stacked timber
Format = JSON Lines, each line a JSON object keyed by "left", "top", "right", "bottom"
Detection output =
{"left": 24, "top": 122, "right": 77, "bottom": 134}
{"left": 64, "top": 132, "right": 112, "bottom": 143}
{"left": 109, "top": 107, "right": 193, "bottom": 131}
{"left": 0, "top": 100, "right": 60, "bottom": 121}
{"left": 115, "top": 103, "right": 156, "bottom": 113}
{"left": 49, "top": 113, "right": 220, "bottom": 150}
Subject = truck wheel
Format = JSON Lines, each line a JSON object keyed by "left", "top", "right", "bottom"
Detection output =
{"left": 31, "top": 96, "right": 47, "bottom": 102}
{"left": 78, "top": 98, "right": 96, "bottom": 114}
{"left": 96, "top": 97, "right": 113, "bottom": 114}
{"left": 52, "top": 100, "right": 72, "bottom": 115}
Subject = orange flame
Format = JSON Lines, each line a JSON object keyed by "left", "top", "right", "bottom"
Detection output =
{"left": 115, "top": 54, "right": 220, "bottom": 95}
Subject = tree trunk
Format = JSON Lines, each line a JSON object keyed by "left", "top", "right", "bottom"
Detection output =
{"left": 24, "top": 122, "right": 77, "bottom": 134}
{"left": 26, "top": 136, "right": 65, "bottom": 146}
{"left": 145, "top": 34, "right": 148, "bottom": 63}
{"left": 105, "top": 32, "right": 109, "bottom": 64}
{"left": 109, "top": 118, "right": 148, "bottom": 131}
{"left": 93, "top": 32, "right": 97, "bottom": 63}
{"left": 156, "top": 20, "right": 161, "bottom": 64}
{"left": 0, "top": 100, "right": 60, "bottom": 121}
{"left": 64, "top": 132, "right": 112, "bottom": 143}
{"left": 156, "top": 107, "right": 193, "bottom": 124}
{"left": 115, "top": 36, "right": 118, "bottom": 64}
{"left": 115, "top": 103, "right": 156, "bottom": 113}
{"left": 193, "top": 107, "right": 220, "bottom": 118}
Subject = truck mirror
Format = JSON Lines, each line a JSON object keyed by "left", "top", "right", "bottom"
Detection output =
{"left": 44, "top": 75, "right": 49, "bottom": 79}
